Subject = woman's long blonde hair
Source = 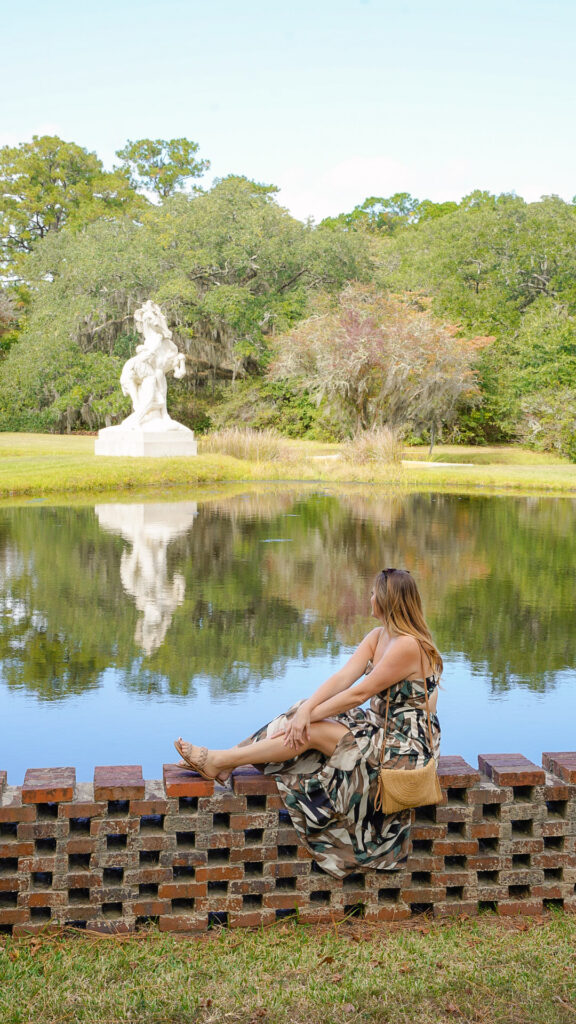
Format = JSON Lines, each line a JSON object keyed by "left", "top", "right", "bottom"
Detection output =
{"left": 373, "top": 569, "right": 443, "bottom": 678}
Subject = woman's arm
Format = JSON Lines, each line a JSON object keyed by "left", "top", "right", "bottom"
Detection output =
{"left": 278, "top": 629, "right": 381, "bottom": 747}
{"left": 309, "top": 635, "right": 420, "bottom": 722}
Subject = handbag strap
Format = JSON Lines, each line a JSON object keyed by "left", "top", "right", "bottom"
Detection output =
{"left": 380, "top": 640, "right": 435, "bottom": 766}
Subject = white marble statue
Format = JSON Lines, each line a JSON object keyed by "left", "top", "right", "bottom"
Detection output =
{"left": 95, "top": 300, "right": 197, "bottom": 456}
{"left": 95, "top": 502, "right": 198, "bottom": 655}
{"left": 120, "top": 300, "right": 186, "bottom": 431}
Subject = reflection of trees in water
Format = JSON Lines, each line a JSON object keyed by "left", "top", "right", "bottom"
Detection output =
{"left": 0, "top": 492, "right": 575, "bottom": 701}
{"left": 436, "top": 496, "right": 576, "bottom": 688}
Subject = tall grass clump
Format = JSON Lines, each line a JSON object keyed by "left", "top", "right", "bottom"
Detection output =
{"left": 199, "top": 426, "right": 291, "bottom": 462}
{"left": 342, "top": 426, "right": 404, "bottom": 465}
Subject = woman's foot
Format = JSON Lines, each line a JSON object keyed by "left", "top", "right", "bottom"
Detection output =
{"left": 173, "top": 739, "right": 230, "bottom": 784}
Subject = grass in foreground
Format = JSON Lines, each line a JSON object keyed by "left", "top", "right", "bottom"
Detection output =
{"left": 1, "top": 912, "right": 575, "bottom": 1024}
{"left": 1, "top": 434, "right": 576, "bottom": 500}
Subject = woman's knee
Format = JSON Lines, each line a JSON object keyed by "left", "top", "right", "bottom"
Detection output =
{"left": 310, "top": 721, "right": 348, "bottom": 756}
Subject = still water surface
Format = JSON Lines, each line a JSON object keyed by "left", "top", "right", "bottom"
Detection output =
{"left": 1, "top": 487, "right": 575, "bottom": 782}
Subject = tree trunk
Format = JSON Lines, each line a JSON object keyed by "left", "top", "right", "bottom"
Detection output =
{"left": 428, "top": 422, "right": 437, "bottom": 456}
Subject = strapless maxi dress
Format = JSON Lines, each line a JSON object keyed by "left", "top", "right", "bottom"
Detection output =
{"left": 240, "top": 664, "right": 441, "bottom": 878}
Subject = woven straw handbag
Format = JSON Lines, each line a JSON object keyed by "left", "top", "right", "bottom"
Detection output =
{"left": 374, "top": 649, "right": 442, "bottom": 815}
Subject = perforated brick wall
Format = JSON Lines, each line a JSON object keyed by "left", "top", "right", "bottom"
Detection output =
{"left": 1, "top": 753, "right": 575, "bottom": 935}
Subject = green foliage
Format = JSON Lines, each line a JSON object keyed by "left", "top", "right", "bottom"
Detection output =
{"left": 518, "top": 388, "right": 576, "bottom": 462}
{"left": 1, "top": 176, "right": 366, "bottom": 432}
{"left": 115, "top": 137, "right": 210, "bottom": 199}
{"left": 209, "top": 378, "right": 332, "bottom": 438}
{"left": 0, "top": 135, "right": 140, "bottom": 268}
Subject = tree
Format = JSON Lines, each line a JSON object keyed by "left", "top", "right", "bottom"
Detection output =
{"left": 321, "top": 193, "right": 421, "bottom": 234}
{"left": 0, "top": 135, "right": 138, "bottom": 266}
{"left": 115, "top": 137, "right": 210, "bottom": 199}
{"left": 270, "top": 284, "right": 488, "bottom": 447}
{"left": 0, "top": 176, "right": 367, "bottom": 432}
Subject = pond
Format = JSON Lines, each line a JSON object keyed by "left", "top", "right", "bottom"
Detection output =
{"left": 1, "top": 486, "right": 575, "bottom": 782}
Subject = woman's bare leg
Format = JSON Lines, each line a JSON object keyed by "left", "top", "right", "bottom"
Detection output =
{"left": 177, "top": 721, "right": 348, "bottom": 780}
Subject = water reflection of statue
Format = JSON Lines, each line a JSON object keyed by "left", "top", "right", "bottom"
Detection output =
{"left": 94, "top": 300, "right": 197, "bottom": 456}
{"left": 120, "top": 301, "right": 186, "bottom": 431}
{"left": 95, "top": 503, "right": 197, "bottom": 655}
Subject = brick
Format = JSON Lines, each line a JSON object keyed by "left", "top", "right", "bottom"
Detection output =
{"left": 0, "top": 908, "right": 28, "bottom": 924}
{"left": 86, "top": 920, "right": 133, "bottom": 935}
{"left": 229, "top": 910, "right": 276, "bottom": 928}
{"left": 0, "top": 877, "right": 23, "bottom": 892}
{"left": 0, "top": 801, "right": 36, "bottom": 823}
{"left": 266, "top": 861, "right": 308, "bottom": 879}
{"left": 470, "top": 824, "right": 501, "bottom": 839}
{"left": 131, "top": 799, "right": 169, "bottom": 816}
{"left": 199, "top": 794, "right": 247, "bottom": 813}
{"left": 365, "top": 905, "right": 412, "bottom": 922}
{"left": 478, "top": 754, "right": 545, "bottom": 786}
{"left": 131, "top": 899, "right": 170, "bottom": 916}
{"left": 22, "top": 768, "right": 76, "bottom": 804}
{"left": 159, "top": 915, "right": 206, "bottom": 932}
{"left": 433, "top": 840, "right": 478, "bottom": 857}
{"left": 195, "top": 865, "right": 243, "bottom": 882}
{"left": 94, "top": 766, "right": 145, "bottom": 801}
{"left": 497, "top": 899, "right": 543, "bottom": 917}
{"left": 60, "top": 802, "right": 105, "bottom": 819}
{"left": 65, "top": 839, "right": 96, "bottom": 855}
{"left": 232, "top": 767, "right": 278, "bottom": 795}
{"left": 158, "top": 882, "right": 207, "bottom": 899}
{"left": 0, "top": 842, "right": 34, "bottom": 858}
{"left": 542, "top": 752, "right": 576, "bottom": 784}
{"left": 437, "top": 756, "right": 480, "bottom": 787}
{"left": 262, "top": 893, "right": 304, "bottom": 910}
{"left": 163, "top": 764, "right": 214, "bottom": 798}
{"left": 0, "top": 771, "right": 7, "bottom": 795}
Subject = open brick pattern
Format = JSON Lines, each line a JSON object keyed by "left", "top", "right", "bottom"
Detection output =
{"left": 1, "top": 752, "right": 575, "bottom": 935}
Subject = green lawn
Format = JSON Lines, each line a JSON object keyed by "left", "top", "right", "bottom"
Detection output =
{"left": 1, "top": 433, "right": 575, "bottom": 500}
{"left": 1, "top": 913, "right": 574, "bottom": 1024}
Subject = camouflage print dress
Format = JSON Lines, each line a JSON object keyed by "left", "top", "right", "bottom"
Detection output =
{"left": 241, "top": 665, "right": 441, "bottom": 879}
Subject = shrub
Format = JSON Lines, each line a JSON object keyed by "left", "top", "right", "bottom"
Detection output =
{"left": 198, "top": 427, "right": 292, "bottom": 462}
{"left": 341, "top": 426, "right": 404, "bottom": 464}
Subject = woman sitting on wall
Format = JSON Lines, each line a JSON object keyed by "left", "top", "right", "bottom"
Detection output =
{"left": 174, "top": 568, "right": 441, "bottom": 878}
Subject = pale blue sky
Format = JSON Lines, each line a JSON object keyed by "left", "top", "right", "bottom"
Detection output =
{"left": 4, "top": 0, "right": 575, "bottom": 220}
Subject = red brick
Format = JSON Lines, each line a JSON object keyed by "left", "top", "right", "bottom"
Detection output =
{"left": 0, "top": 908, "right": 28, "bottom": 924}
{"left": 470, "top": 824, "right": 501, "bottom": 839}
{"left": 65, "top": 839, "right": 96, "bottom": 855}
{"left": 61, "top": 802, "right": 105, "bottom": 819}
{"left": 158, "top": 882, "right": 207, "bottom": 899}
{"left": 195, "top": 865, "right": 243, "bottom": 882}
{"left": 497, "top": 899, "right": 543, "bottom": 917}
{"left": 365, "top": 906, "right": 412, "bottom": 922}
{"left": 159, "top": 915, "right": 205, "bottom": 932}
{"left": 433, "top": 840, "right": 478, "bottom": 857}
{"left": 437, "top": 756, "right": 480, "bottom": 787}
{"left": 478, "top": 754, "right": 545, "bottom": 786}
{"left": 93, "top": 766, "right": 144, "bottom": 801}
{"left": 163, "top": 764, "right": 214, "bottom": 797}
{"left": 229, "top": 910, "right": 276, "bottom": 928}
{"left": 86, "top": 920, "right": 133, "bottom": 935}
{"left": 0, "top": 842, "right": 34, "bottom": 858}
{"left": 266, "top": 861, "right": 308, "bottom": 879}
{"left": 131, "top": 799, "right": 169, "bottom": 816}
{"left": 0, "top": 877, "right": 22, "bottom": 892}
{"left": 132, "top": 899, "right": 170, "bottom": 916}
{"left": 22, "top": 767, "right": 76, "bottom": 804}
{"left": 542, "top": 752, "right": 576, "bottom": 784}
{"left": 0, "top": 803, "right": 36, "bottom": 823}
{"left": 232, "top": 767, "right": 278, "bottom": 795}
{"left": 262, "top": 893, "right": 304, "bottom": 909}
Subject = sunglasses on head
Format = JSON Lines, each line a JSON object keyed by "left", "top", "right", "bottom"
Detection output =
{"left": 381, "top": 568, "right": 410, "bottom": 575}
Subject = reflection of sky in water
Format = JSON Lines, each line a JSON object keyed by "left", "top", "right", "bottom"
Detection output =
{"left": 1, "top": 489, "right": 576, "bottom": 784}
{"left": 2, "top": 651, "right": 576, "bottom": 784}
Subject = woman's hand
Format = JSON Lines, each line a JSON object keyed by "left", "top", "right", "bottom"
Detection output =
{"left": 281, "top": 704, "right": 311, "bottom": 750}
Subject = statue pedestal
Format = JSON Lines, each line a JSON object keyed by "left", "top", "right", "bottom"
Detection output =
{"left": 95, "top": 425, "right": 197, "bottom": 458}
